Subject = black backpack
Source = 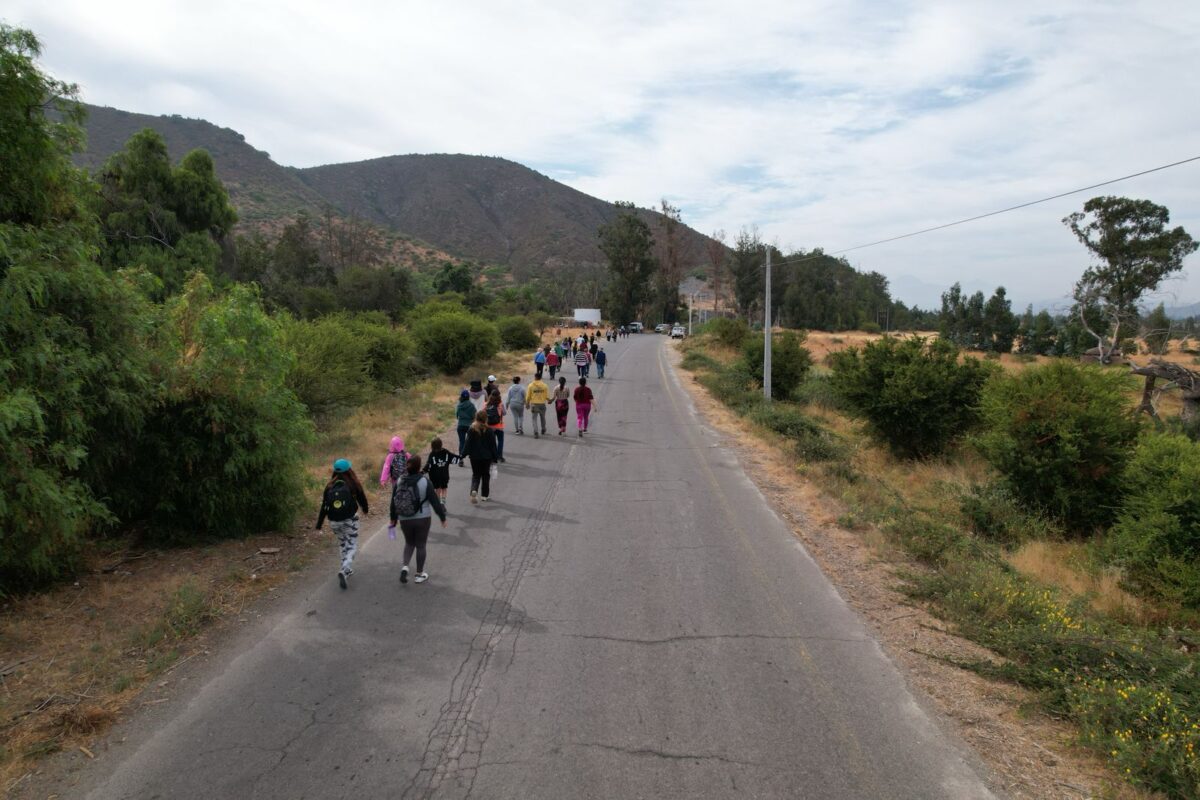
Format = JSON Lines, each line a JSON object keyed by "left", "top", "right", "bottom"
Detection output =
{"left": 394, "top": 475, "right": 424, "bottom": 518}
{"left": 388, "top": 450, "right": 408, "bottom": 481}
{"left": 326, "top": 479, "right": 358, "bottom": 522}
{"left": 486, "top": 404, "right": 501, "bottom": 426}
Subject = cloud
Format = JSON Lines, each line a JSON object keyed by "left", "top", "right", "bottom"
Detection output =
{"left": 7, "top": 0, "right": 1200, "bottom": 305}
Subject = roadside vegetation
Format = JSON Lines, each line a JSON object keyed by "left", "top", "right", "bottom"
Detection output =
{"left": 0, "top": 25, "right": 548, "bottom": 789}
{"left": 681, "top": 320, "right": 1200, "bottom": 797}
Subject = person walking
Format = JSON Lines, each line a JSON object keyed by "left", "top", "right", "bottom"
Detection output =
{"left": 574, "top": 346, "right": 592, "bottom": 378}
{"left": 525, "top": 373, "right": 550, "bottom": 438}
{"left": 378, "top": 436, "right": 409, "bottom": 491}
{"left": 422, "top": 437, "right": 461, "bottom": 506}
{"left": 534, "top": 346, "right": 547, "bottom": 378}
{"left": 589, "top": 338, "right": 599, "bottom": 360}
{"left": 546, "top": 347, "right": 560, "bottom": 381}
{"left": 506, "top": 376, "right": 526, "bottom": 435}
{"left": 596, "top": 347, "right": 607, "bottom": 378}
{"left": 486, "top": 389, "right": 506, "bottom": 462}
{"left": 574, "top": 377, "right": 595, "bottom": 436}
{"left": 315, "top": 458, "right": 369, "bottom": 590}
{"left": 468, "top": 379, "right": 486, "bottom": 412}
{"left": 390, "top": 455, "right": 446, "bottom": 585}
{"left": 455, "top": 389, "right": 475, "bottom": 465}
{"left": 553, "top": 376, "right": 571, "bottom": 435}
{"left": 463, "top": 410, "right": 498, "bottom": 503}
{"left": 484, "top": 375, "right": 499, "bottom": 401}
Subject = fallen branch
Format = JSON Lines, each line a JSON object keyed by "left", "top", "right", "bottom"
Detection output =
{"left": 0, "top": 655, "right": 36, "bottom": 677}
{"left": 100, "top": 552, "right": 153, "bottom": 574}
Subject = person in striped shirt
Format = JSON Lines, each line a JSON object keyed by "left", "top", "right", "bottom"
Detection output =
{"left": 574, "top": 347, "right": 592, "bottom": 378}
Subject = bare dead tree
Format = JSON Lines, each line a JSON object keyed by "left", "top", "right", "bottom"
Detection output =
{"left": 706, "top": 229, "right": 727, "bottom": 312}
{"left": 1130, "top": 358, "right": 1200, "bottom": 421}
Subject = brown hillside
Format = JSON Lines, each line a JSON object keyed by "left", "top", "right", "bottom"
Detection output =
{"left": 76, "top": 105, "right": 327, "bottom": 224}
{"left": 295, "top": 154, "right": 717, "bottom": 270}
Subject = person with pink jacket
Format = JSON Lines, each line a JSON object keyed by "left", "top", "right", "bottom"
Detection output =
{"left": 379, "top": 436, "right": 409, "bottom": 491}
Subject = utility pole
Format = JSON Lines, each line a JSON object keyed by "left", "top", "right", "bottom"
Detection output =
{"left": 763, "top": 248, "right": 772, "bottom": 400}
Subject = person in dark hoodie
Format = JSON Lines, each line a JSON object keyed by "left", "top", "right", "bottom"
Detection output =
{"left": 391, "top": 455, "right": 447, "bottom": 585}
{"left": 315, "top": 458, "right": 369, "bottom": 590}
{"left": 422, "top": 437, "right": 461, "bottom": 507}
{"left": 463, "top": 410, "right": 498, "bottom": 503}
{"left": 455, "top": 389, "right": 476, "bottom": 464}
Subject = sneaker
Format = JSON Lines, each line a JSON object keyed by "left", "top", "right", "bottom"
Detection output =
{"left": 414, "top": 572, "right": 429, "bottom": 584}
{"left": 533, "top": 431, "right": 539, "bottom": 439}
{"left": 481, "top": 496, "right": 489, "bottom": 502}
{"left": 499, "top": 457, "right": 506, "bottom": 463}
{"left": 400, "top": 566, "right": 408, "bottom": 583}
{"left": 578, "top": 430, "right": 583, "bottom": 437}
{"left": 337, "top": 571, "right": 347, "bottom": 590}
{"left": 470, "top": 490, "right": 478, "bottom": 504}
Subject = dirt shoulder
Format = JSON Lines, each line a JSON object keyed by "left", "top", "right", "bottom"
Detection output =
{"left": 668, "top": 342, "right": 1146, "bottom": 800}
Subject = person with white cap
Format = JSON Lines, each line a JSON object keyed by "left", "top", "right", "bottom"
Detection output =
{"left": 315, "top": 458, "right": 369, "bottom": 590}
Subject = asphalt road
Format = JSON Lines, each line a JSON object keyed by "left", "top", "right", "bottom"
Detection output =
{"left": 68, "top": 334, "right": 996, "bottom": 799}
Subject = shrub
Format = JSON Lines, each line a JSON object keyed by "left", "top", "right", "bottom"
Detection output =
{"left": 496, "top": 315, "right": 539, "bottom": 351}
{"left": 860, "top": 321, "right": 882, "bottom": 334}
{"left": 280, "top": 314, "right": 373, "bottom": 414}
{"left": 791, "top": 373, "right": 844, "bottom": 411}
{"left": 828, "top": 336, "right": 996, "bottom": 459}
{"left": 959, "top": 482, "right": 1061, "bottom": 546}
{"left": 746, "top": 402, "right": 845, "bottom": 461}
{"left": 704, "top": 317, "right": 750, "bottom": 348}
{"left": 118, "top": 275, "right": 313, "bottom": 541}
{"left": 697, "top": 364, "right": 758, "bottom": 411}
{"left": 1104, "top": 432, "right": 1200, "bottom": 606}
{"left": 975, "top": 361, "right": 1140, "bottom": 531}
{"left": 409, "top": 311, "right": 499, "bottom": 373}
{"left": 740, "top": 330, "right": 813, "bottom": 401}
{"left": 0, "top": 225, "right": 154, "bottom": 591}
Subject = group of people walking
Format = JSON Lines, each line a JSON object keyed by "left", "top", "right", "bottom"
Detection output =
{"left": 316, "top": 332, "right": 614, "bottom": 590}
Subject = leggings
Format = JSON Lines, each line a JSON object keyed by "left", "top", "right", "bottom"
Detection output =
{"left": 576, "top": 403, "right": 591, "bottom": 431}
{"left": 470, "top": 457, "right": 491, "bottom": 497}
{"left": 555, "top": 400, "right": 569, "bottom": 431}
{"left": 400, "top": 517, "right": 431, "bottom": 572}
{"left": 530, "top": 403, "right": 547, "bottom": 433}
{"left": 457, "top": 426, "right": 469, "bottom": 457}
{"left": 493, "top": 428, "right": 505, "bottom": 458}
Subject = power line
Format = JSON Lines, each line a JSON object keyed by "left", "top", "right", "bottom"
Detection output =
{"left": 767, "top": 155, "right": 1200, "bottom": 269}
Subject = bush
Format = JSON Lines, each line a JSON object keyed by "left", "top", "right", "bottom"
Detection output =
{"left": 975, "top": 361, "right": 1140, "bottom": 531}
{"left": 281, "top": 312, "right": 419, "bottom": 416}
{"left": 703, "top": 317, "right": 750, "bottom": 348}
{"left": 740, "top": 330, "right": 813, "bottom": 401}
{"left": 828, "top": 336, "right": 996, "bottom": 459}
{"left": 496, "top": 315, "right": 539, "bottom": 351}
{"left": 0, "top": 225, "right": 154, "bottom": 592}
{"left": 1104, "top": 432, "right": 1200, "bottom": 606}
{"left": 409, "top": 311, "right": 499, "bottom": 373}
{"left": 791, "top": 374, "right": 844, "bottom": 411}
{"left": 860, "top": 321, "right": 882, "bottom": 334}
{"left": 119, "top": 275, "right": 313, "bottom": 541}
{"left": 746, "top": 402, "right": 845, "bottom": 461}
{"left": 959, "top": 482, "right": 1061, "bottom": 546}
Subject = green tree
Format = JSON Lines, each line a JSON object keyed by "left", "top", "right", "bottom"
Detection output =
{"left": 1141, "top": 303, "right": 1172, "bottom": 355}
{"left": 599, "top": 202, "right": 656, "bottom": 324}
{"left": 976, "top": 361, "right": 1141, "bottom": 531}
{"left": 0, "top": 25, "right": 86, "bottom": 226}
{"left": 1065, "top": 196, "right": 1197, "bottom": 363}
{"left": 829, "top": 336, "right": 996, "bottom": 459}
{"left": 740, "top": 330, "right": 813, "bottom": 401}
{"left": 981, "top": 287, "right": 1018, "bottom": 352}
{"left": 410, "top": 311, "right": 500, "bottom": 373}
{"left": 730, "top": 227, "right": 763, "bottom": 321}
{"left": 121, "top": 275, "right": 313, "bottom": 539}
{"left": 433, "top": 261, "right": 474, "bottom": 295}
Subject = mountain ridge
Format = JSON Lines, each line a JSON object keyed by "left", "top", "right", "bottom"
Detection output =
{"left": 76, "top": 103, "right": 717, "bottom": 272}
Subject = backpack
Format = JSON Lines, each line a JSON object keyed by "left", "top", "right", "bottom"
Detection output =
{"left": 326, "top": 479, "right": 358, "bottom": 522}
{"left": 394, "top": 475, "right": 424, "bottom": 517}
{"left": 486, "top": 403, "right": 501, "bottom": 425}
{"left": 388, "top": 450, "right": 408, "bottom": 481}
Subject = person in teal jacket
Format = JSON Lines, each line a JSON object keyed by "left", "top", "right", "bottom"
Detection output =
{"left": 455, "top": 389, "right": 476, "bottom": 465}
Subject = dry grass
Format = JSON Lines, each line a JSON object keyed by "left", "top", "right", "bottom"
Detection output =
{"left": 0, "top": 349, "right": 528, "bottom": 793}
{"left": 1006, "top": 540, "right": 1148, "bottom": 623}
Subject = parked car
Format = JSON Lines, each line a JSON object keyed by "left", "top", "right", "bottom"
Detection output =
{"left": 671, "top": 325, "right": 686, "bottom": 339}
{"left": 654, "top": 324, "right": 668, "bottom": 333}
{"left": 629, "top": 322, "right": 644, "bottom": 333}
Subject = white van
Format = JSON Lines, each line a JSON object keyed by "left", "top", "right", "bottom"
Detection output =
{"left": 629, "top": 322, "right": 644, "bottom": 333}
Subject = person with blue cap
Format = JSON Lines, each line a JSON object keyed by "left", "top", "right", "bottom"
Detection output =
{"left": 315, "top": 458, "right": 369, "bottom": 589}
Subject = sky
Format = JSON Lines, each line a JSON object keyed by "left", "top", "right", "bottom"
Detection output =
{"left": 8, "top": 0, "right": 1200, "bottom": 309}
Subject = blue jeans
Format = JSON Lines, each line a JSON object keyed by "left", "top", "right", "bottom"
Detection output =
{"left": 597, "top": 364, "right": 605, "bottom": 378}
{"left": 494, "top": 429, "right": 505, "bottom": 459}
